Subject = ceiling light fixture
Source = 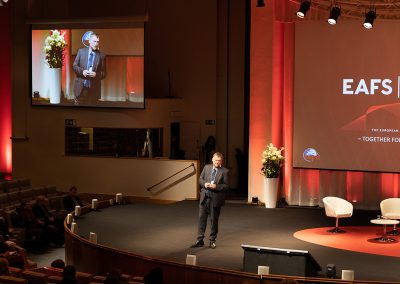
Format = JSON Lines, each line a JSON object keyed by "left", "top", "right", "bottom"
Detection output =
{"left": 363, "top": 9, "right": 376, "bottom": 29}
{"left": 297, "top": 0, "right": 311, "bottom": 19}
{"left": 328, "top": 5, "right": 341, "bottom": 25}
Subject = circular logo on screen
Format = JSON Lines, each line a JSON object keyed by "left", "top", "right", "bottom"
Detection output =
{"left": 303, "top": 148, "right": 320, "bottom": 163}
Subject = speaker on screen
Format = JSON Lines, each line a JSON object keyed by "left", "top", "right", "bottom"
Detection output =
{"left": 241, "top": 244, "right": 322, "bottom": 277}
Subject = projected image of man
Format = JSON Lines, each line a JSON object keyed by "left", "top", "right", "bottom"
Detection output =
{"left": 73, "top": 32, "right": 106, "bottom": 105}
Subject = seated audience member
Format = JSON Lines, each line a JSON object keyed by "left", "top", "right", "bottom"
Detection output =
{"left": 0, "top": 257, "right": 10, "bottom": 276}
{"left": 0, "top": 218, "right": 14, "bottom": 241}
{"left": 51, "top": 258, "right": 66, "bottom": 269}
{"left": 0, "top": 237, "right": 36, "bottom": 269}
{"left": 61, "top": 265, "right": 77, "bottom": 284}
{"left": 32, "top": 196, "right": 65, "bottom": 247}
{"left": 144, "top": 267, "right": 163, "bottom": 284}
{"left": 63, "top": 186, "right": 84, "bottom": 212}
{"left": 13, "top": 200, "right": 48, "bottom": 253}
{"left": 0, "top": 216, "right": 36, "bottom": 269}
{"left": 104, "top": 268, "right": 128, "bottom": 284}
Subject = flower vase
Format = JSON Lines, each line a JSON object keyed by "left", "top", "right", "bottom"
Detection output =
{"left": 48, "top": 67, "right": 61, "bottom": 104}
{"left": 263, "top": 177, "right": 279, "bottom": 208}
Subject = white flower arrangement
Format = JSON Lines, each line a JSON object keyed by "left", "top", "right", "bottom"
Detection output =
{"left": 44, "top": 30, "right": 67, "bottom": 68}
{"left": 261, "top": 143, "right": 285, "bottom": 178}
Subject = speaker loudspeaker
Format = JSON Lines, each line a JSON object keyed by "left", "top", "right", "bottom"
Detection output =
{"left": 326, "top": 264, "right": 336, "bottom": 278}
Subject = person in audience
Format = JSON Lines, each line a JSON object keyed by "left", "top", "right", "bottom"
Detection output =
{"left": 51, "top": 258, "right": 65, "bottom": 269}
{"left": 13, "top": 200, "right": 48, "bottom": 253}
{"left": 144, "top": 267, "right": 163, "bottom": 284}
{"left": 61, "top": 265, "right": 77, "bottom": 284}
{"left": 63, "top": 186, "right": 84, "bottom": 212}
{"left": 0, "top": 236, "right": 36, "bottom": 269}
{"left": 32, "top": 196, "right": 65, "bottom": 247}
{"left": 104, "top": 268, "right": 128, "bottom": 284}
{"left": 0, "top": 257, "right": 10, "bottom": 276}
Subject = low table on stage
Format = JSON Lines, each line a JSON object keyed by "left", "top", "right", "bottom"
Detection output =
{"left": 370, "top": 219, "right": 399, "bottom": 243}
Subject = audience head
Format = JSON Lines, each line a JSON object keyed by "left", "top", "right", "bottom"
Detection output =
{"left": 0, "top": 257, "right": 10, "bottom": 276}
{"left": 69, "top": 186, "right": 78, "bottom": 196}
{"left": 35, "top": 195, "right": 47, "bottom": 205}
{"left": 62, "top": 265, "right": 77, "bottom": 284}
{"left": 104, "top": 268, "right": 123, "bottom": 284}
{"left": 51, "top": 258, "right": 65, "bottom": 269}
{"left": 144, "top": 267, "right": 163, "bottom": 284}
{"left": 17, "top": 200, "right": 30, "bottom": 211}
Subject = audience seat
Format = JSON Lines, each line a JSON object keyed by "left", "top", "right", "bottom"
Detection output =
{"left": 130, "top": 276, "right": 144, "bottom": 283}
{"left": 323, "top": 196, "right": 353, "bottom": 233}
{"left": 47, "top": 275, "right": 62, "bottom": 284}
{"left": 92, "top": 275, "right": 106, "bottom": 282}
{"left": 380, "top": 198, "right": 400, "bottom": 235}
{"left": 0, "top": 275, "right": 28, "bottom": 284}
{"left": 21, "top": 270, "right": 47, "bottom": 284}
{"left": 34, "top": 267, "right": 93, "bottom": 284}
{"left": 9, "top": 266, "right": 23, "bottom": 277}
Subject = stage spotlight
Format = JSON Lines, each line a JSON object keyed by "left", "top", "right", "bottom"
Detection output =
{"left": 297, "top": 0, "right": 311, "bottom": 19}
{"left": 256, "top": 0, "right": 265, "bottom": 7}
{"left": 328, "top": 6, "right": 341, "bottom": 25}
{"left": 251, "top": 196, "right": 259, "bottom": 205}
{"left": 363, "top": 9, "right": 376, "bottom": 29}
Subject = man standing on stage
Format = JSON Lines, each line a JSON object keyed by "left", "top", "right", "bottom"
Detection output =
{"left": 191, "top": 152, "right": 229, "bottom": 249}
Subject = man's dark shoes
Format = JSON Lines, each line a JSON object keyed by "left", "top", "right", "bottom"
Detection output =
{"left": 191, "top": 240, "right": 204, "bottom": 248}
{"left": 210, "top": 241, "right": 216, "bottom": 249}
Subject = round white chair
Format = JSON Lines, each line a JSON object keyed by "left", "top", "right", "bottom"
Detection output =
{"left": 380, "top": 198, "right": 400, "bottom": 235}
{"left": 323, "top": 196, "right": 353, "bottom": 233}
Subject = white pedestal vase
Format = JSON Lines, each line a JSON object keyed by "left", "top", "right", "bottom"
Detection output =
{"left": 48, "top": 67, "right": 61, "bottom": 104}
{"left": 263, "top": 177, "right": 279, "bottom": 208}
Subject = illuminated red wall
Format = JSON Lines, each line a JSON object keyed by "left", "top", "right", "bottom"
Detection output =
{"left": 0, "top": 4, "right": 12, "bottom": 175}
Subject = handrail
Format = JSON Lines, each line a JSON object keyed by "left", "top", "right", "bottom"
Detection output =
{"left": 147, "top": 163, "right": 195, "bottom": 191}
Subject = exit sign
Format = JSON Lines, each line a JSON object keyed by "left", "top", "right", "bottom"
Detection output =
{"left": 65, "top": 119, "right": 76, "bottom": 126}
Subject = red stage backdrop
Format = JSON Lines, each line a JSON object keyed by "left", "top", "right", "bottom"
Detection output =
{"left": 0, "top": 4, "right": 12, "bottom": 175}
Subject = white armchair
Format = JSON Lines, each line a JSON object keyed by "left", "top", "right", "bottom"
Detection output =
{"left": 323, "top": 196, "right": 353, "bottom": 233}
{"left": 380, "top": 198, "right": 400, "bottom": 235}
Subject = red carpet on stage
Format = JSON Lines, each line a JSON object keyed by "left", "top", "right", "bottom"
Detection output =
{"left": 294, "top": 226, "right": 400, "bottom": 257}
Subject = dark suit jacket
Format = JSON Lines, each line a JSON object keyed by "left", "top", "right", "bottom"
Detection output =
{"left": 63, "top": 195, "right": 83, "bottom": 212}
{"left": 32, "top": 203, "right": 54, "bottom": 225}
{"left": 72, "top": 47, "right": 106, "bottom": 99}
{"left": 199, "top": 164, "right": 229, "bottom": 207}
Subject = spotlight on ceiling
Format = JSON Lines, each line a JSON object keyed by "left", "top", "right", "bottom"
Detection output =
{"left": 297, "top": 0, "right": 311, "bottom": 19}
{"left": 256, "top": 0, "right": 265, "bottom": 7}
{"left": 363, "top": 9, "right": 376, "bottom": 29}
{"left": 328, "top": 6, "right": 341, "bottom": 25}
